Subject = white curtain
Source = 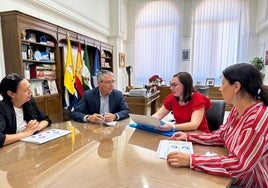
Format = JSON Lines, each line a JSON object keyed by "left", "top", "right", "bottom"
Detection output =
{"left": 134, "top": 0, "right": 182, "bottom": 87}
{"left": 192, "top": 0, "right": 249, "bottom": 85}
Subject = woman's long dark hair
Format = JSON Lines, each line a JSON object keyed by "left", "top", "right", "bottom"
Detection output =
{"left": 222, "top": 63, "right": 268, "bottom": 105}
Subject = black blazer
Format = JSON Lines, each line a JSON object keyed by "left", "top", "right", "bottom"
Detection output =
{"left": 0, "top": 97, "right": 51, "bottom": 147}
{"left": 71, "top": 87, "right": 130, "bottom": 122}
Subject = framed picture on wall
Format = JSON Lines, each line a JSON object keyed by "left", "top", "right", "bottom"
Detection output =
{"left": 182, "top": 49, "right": 190, "bottom": 61}
{"left": 206, "top": 78, "right": 215, "bottom": 87}
{"left": 119, "top": 52, "right": 125, "bottom": 68}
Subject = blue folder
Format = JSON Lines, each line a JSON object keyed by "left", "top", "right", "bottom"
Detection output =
{"left": 129, "top": 121, "right": 176, "bottom": 137}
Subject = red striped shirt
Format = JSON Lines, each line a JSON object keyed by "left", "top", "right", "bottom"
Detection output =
{"left": 187, "top": 102, "right": 268, "bottom": 187}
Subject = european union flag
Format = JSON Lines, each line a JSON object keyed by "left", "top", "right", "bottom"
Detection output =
{"left": 93, "top": 48, "right": 100, "bottom": 76}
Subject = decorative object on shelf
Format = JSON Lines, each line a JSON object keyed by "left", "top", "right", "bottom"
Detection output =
{"left": 39, "top": 35, "right": 47, "bottom": 44}
{"left": 27, "top": 46, "right": 33, "bottom": 60}
{"left": 34, "top": 50, "right": 41, "bottom": 61}
{"left": 21, "top": 29, "right": 26, "bottom": 40}
{"left": 125, "top": 65, "right": 133, "bottom": 92}
{"left": 205, "top": 78, "right": 215, "bottom": 87}
{"left": 182, "top": 49, "right": 190, "bottom": 61}
{"left": 119, "top": 52, "right": 125, "bottom": 68}
{"left": 250, "top": 57, "right": 264, "bottom": 71}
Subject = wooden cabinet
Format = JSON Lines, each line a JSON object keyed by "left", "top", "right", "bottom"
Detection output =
{"left": 158, "top": 86, "right": 171, "bottom": 107}
{"left": 0, "top": 11, "right": 63, "bottom": 123}
{"left": 124, "top": 91, "right": 160, "bottom": 115}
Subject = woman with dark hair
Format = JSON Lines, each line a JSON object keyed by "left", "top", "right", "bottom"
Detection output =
{"left": 168, "top": 63, "right": 268, "bottom": 187}
{"left": 0, "top": 73, "right": 51, "bottom": 147}
{"left": 153, "top": 72, "right": 211, "bottom": 133}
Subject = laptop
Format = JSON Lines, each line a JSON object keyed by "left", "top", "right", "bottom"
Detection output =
{"left": 130, "top": 114, "right": 161, "bottom": 127}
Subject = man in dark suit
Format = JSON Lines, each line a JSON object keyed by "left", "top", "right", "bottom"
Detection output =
{"left": 71, "top": 70, "right": 130, "bottom": 123}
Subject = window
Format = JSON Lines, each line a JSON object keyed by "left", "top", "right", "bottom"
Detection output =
{"left": 192, "top": 0, "right": 249, "bottom": 85}
{"left": 134, "top": 0, "right": 182, "bottom": 87}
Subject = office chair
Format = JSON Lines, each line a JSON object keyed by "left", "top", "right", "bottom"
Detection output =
{"left": 197, "top": 87, "right": 210, "bottom": 96}
{"left": 206, "top": 100, "right": 226, "bottom": 132}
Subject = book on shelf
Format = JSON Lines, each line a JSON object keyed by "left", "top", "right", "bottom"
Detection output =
{"left": 42, "top": 80, "right": 51, "bottom": 95}
{"left": 29, "top": 64, "right": 56, "bottom": 79}
{"left": 35, "top": 81, "right": 44, "bottom": 96}
{"left": 47, "top": 80, "right": 58, "bottom": 94}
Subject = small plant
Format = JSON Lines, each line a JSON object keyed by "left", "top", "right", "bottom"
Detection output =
{"left": 149, "top": 75, "right": 162, "bottom": 85}
{"left": 250, "top": 57, "right": 264, "bottom": 71}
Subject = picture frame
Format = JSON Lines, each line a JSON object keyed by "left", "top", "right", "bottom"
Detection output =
{"left": 119, "top": 52, "right": 125, "bottom": 68}
{"left": 205, "top": 78, "right": 215, "bottom": 87}
{"left": 182, "top": 49, "right": 190, "bottom": 61}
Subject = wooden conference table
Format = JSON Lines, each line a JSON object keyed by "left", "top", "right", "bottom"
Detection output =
{"left": 0, "top": 119, "right": 232, "bottom": 188}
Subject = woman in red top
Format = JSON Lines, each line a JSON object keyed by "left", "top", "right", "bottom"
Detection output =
{"left": 168, "top": 63, "right": 268, "bottom": 187}
{"left": 153, "top": 72, "right": 211, "bottom": 133}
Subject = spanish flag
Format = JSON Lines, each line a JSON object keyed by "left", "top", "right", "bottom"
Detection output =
{"left": 64, "top": 34, "right": 75, "bottom": 95}
{"left": 75, "top": 42, "right": 84, "bottom": 98}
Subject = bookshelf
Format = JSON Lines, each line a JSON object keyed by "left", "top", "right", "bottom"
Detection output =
{"left": 0, "top": 11, "right": 115, "bottom": 122}
{"left": 0, "top": 11, "right": 63, "bottom": 123}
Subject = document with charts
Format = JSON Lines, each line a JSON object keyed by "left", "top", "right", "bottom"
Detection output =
{"left": 157, "top": 140, "right": 194, "bottom": 159}
{"left": 21, "top": 129, "right": 71, "bottom": 144}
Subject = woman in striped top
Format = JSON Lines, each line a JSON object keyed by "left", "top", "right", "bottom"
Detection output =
{"left": 167, "top": 63, "right": 268, "bottom": 188}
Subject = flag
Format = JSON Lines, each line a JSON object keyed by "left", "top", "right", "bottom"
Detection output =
{"left": 75, "top": 42, "right": 84, "bottom": 98}
{"left": 82, "top": 44, "right": 93, "bottom": 90}
{"left": 64, "top": 35, "right": 75, "bottom": 95}
{"left": 93, "top": 48, "right": 100, "bottom": 76}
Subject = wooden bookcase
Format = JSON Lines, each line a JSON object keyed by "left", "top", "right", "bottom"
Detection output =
{"left": 0, "top": 11, "right": 63, "bottom": 123}
{"left": 0, "top": 11, "right": 114, "bottom": 122}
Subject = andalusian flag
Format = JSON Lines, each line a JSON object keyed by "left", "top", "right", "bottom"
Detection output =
{"left": 75, "top": 42, "right": 84, "bottom": 98}
{"left": 64, "top": 34, "right": 75, "bottom": 95}
{"left": 82, "top": 44, "right": 93, "bottom": 90}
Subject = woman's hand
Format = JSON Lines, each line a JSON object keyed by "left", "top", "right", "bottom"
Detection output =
{"left": 170, "top": 131, "right": 187, "bottom": 140}
{"left": 157, "top": 123, "right": 173, "bottom": 131}
{"left": 167, "top": 151, "right": 190, "bottom": 167}
{"left": 26, "top": 119, "right": 41, "bottom": 132}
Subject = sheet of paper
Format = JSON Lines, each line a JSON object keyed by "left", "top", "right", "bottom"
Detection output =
{"left": 21, "top": 128, "right": 71, "bottom": 144}
{"left": 104, "top": 121, "right": 117, "bottom": 126}
{"left": 157, "top": 140, "right": 194, "bottom": 159}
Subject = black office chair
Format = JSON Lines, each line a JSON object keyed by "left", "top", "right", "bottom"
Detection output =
{"left": 206, "top": 100, "right": 226, "bottom": 132}
{"left": 197, "top": 87, "right": 210, "bottom": 96}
